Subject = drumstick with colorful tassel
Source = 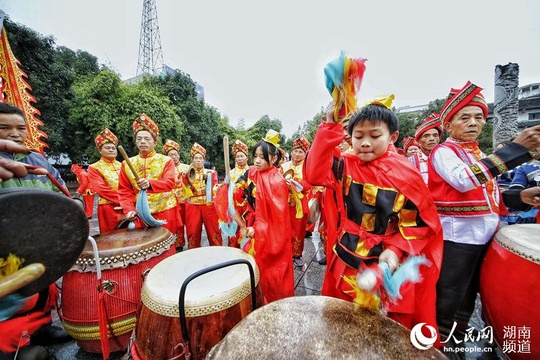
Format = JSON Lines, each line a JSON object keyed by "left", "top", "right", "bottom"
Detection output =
{"left": 324, "top": 51, "right": 367, "bottom": 121}
{"left": 357, "top": 255, "right": 431, "bottom": 302}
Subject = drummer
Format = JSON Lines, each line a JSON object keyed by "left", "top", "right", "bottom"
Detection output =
{"left": 304, "top": 96, "right": 443, "bottom": 341}
{"left": 427, "top": 81, "right": 540, "bottom": 345}
{"left": 0, "top": 102, "right": 72, "bottom": 359}
{"left": 87, "top": 128, "right": 123, "bottom": 233}
{"left": 162, "top": 139, "right": 190, "bottom": 251}
{"left": 118, "top": 114, "right": 179, "bottom": 235}
{"left": 182, "top": 142, "right": 222, "bottom": 248}
{"left": 227, "top": 140, "right": 249, "bottom": 248}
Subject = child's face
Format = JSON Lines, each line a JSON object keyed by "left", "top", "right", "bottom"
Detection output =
{"left": 351, "top": 120, "right": 398, "bottom": 162}
{"left": 253, "top": 146, "right": 273, "bottom": 171}
{"left": 406, "top": 145, "right": 421, "bottom": 157}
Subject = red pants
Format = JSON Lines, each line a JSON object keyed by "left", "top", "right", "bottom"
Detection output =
{"left": 83, "top": 194, "right": 95, "bottom": 218}
{"left": 175, "top": 203, "right": 186, "bottom": 249}
{"left": 185, "top": 203, "right": 222, "bottom": 248}
{"left": 97, "top": 204, "right": 122, "bottom": 233}
{"left": 289, "top": 206, "right": 308, "bottom": 258}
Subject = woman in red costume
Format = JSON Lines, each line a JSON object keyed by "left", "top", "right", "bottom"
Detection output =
{"left": 233, "top": 130, "right": 294, "bottom": 304}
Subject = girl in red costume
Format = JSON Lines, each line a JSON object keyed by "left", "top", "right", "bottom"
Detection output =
{"left": 233, "top": 130, "right": 295, "bottom": 304}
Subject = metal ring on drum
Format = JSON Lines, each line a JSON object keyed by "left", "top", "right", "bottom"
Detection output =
{"left": 129, "top": 246, "right": 263, "bottom": 360}
{"left": 480, "top": 223, "right": 540, "bottom": 359}
{"left": 207, "top": 296, "right": 447, "bottom": 359}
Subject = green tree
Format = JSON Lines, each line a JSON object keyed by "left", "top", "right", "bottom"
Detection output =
{"left": 67, "top": 70, "right": 182, "bottom": 163}
{"left": 4, "top": 19, "right": 100, "bottom": 154}
{"left": 244, "top": 115, "right": 283, "bottom": 150}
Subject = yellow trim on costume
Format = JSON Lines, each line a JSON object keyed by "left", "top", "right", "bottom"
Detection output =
{"left": 361, "top": 213, "right": 376, "bottom": 232}
{"left": 342, "top": 275, "right": 380, "bottom": 311}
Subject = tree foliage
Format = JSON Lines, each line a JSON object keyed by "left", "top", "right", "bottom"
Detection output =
{"left": 5, "top": 18, "right": 100, "bottom": 154}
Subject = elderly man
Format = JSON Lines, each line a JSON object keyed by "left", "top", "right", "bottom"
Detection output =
{"left": 87, "top": 128, "right": 122, "bottom": 233}
{"left": 409, "top": 113, "right": 442, "bottom": 184}
{"left": 163, "top": 139, "right": 190, "bottom": 250}
{"left": 427, "top": 81, "right": 540, "bottom": 344}
{"left": 183, "top": 142, "right": 222, "bottom": 248}
{"left": 0, "top": 102, "right": 72, "bottom": 359}
{"left": 117, "top": 114, "right": 179, "bottom": 235}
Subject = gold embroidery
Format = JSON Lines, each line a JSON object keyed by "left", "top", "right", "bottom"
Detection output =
{"left": 470, "top": 164, "right": 488, "bottom": 184}
{"left": 361, "top": 213, "right": 376, "bottom": 232}
{"left": 399, "top": 208, "right": 418, "bottom": 227}
{"left": 393, "top": 193, "right": 406, "bottom": 212}
{"left": 362, "top": 183, "right": 377, "bottom": 206}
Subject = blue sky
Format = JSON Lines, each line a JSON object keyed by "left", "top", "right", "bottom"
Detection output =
{"left": 2, "top": 0, "right": 539, "bottom": 136}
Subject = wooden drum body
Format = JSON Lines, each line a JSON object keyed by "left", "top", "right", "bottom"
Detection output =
{"left": 207, "top": 296, "right": 446, "bottom": 359}
{"left": 480, "top": 224, "right": 540, "bottom": 359}
{"left": 60, "top": 227, "right": 176, "bottom": 353}
{"left": 131, "top": 246, "right": 262, "bottom": 360}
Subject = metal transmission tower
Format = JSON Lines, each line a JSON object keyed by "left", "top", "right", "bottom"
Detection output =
{"left": 136, "top": 0, "right": 164, "bottom": 76}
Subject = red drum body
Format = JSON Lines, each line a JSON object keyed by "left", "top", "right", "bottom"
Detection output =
{"left": 480, "top": 224, "right": 540, "bottom": 359}
{"left": 60, "top": 227, "right": 175, "bottom": 353}
{"left": 130, "top": 246, "right": 262, "bottom": 360}
{"left": 207, "top": 296, "right": 446, "bottom": 359}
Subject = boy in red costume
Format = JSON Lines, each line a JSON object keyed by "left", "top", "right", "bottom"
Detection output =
{"left": 305, "top": 95, "right": 443, "bottom": 340}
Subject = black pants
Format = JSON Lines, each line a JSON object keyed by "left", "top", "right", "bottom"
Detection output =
{"left": 436, "top": 240, "right": 489, "bottom": 339}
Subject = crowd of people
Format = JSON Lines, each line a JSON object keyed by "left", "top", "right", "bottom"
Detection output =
{"left": 1, "top": 77, "right": 540, "bottom": 358}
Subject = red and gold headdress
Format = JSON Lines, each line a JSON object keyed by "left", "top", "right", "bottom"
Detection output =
{"left": 132, "top": 113, "right": 159, "bottom": 140}
{"left": 415, "top": 113, "right": 442, "bottom": 139}
{"left": 163, "top": 139, "right": 180, "bottom": 154}
{"left": 190, "top": 142, "right": 206, "bottom": 158}
{"left": 0, "top": 16, "right": 47, "bottom": 153}
{"left": 292, "top": 136, "right": 310, "bottom": 153}
{"left": 232, "top": 140, "right": 248, "bottom": 156}
{"left": 402, "top": 136, "right": 420, "bottom": 152}
{"left": 94, "top": 128, "right": 118, "bottom": 148}
{"left": 440, "top": 81, "right": 488, "bottom": 125}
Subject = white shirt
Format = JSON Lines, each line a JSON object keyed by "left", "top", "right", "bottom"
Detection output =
{"left": 431, "top": 143, "right": 500, "bottom": 245}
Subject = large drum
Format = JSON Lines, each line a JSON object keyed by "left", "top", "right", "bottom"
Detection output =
{"left": 130, "top": 246, "right": 263, "bottom": 360}
{"left": 60, "top": 227, "right": 176, "bottom": 353}
{"left": 480, "top": 224, "right": 540, "bottom": 359}
{"left": 207, "top": 296, "right": 446, "bottom": 359}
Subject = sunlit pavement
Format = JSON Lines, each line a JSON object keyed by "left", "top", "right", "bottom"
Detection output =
{"left": 45, "top": 202, "right": 504, "bottom": 359}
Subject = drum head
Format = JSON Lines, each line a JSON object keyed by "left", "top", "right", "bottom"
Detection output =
{"left": 142, "top": 246, "right": 259, "bottom": 317}
{"left": 208, "top": 296, "right": 447, "bottom": 360}
{"left": 0, "top": 188, "right": 89, "bottom": 296}
{"left": 495, "top": 224, "right": 540, "bottom": 264}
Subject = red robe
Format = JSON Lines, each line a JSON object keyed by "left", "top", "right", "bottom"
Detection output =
{"left": 233, "top": 166, "right": 295, "bottom": 303}
{"left": 305, "top": 122, "right": 443, "bottom": 337}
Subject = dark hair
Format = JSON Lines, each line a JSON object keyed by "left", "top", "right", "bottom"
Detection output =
{"left": 0, "top": 102, "right": 26, "bottom": 121}
{"left": 348, "top": 104, "right": 398, "bottom": 136}
{"left": 253, "top": 140, "right": 282, "bottom": 166}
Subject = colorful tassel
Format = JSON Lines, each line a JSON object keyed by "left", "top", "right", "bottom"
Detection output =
{"left": 382, "top": 255, "right": 431, "bottom": 301}
{"left": 324, "top": 51, "right": 367, "bottom": 121}
{"left": 0, "top": 253, "right": 24, "bottom": 279}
